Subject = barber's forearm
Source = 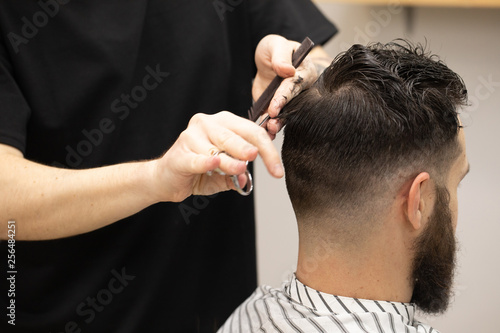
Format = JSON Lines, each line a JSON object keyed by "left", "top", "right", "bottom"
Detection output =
{"left": 0, "top": 146, "right": 158, "bottom": 240}
{"left": 0, "top": 111, "right": 283, "bottom": 240}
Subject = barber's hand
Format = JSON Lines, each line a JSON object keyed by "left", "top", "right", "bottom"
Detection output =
{"left": 253, "top": 34, "right": 324, "bottom": 138}
{"left": 150, "top": 111, "right": 284, "bottom": 202}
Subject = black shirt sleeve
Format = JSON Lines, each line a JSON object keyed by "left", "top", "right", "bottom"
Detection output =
{"left": 0, "top": 34, "right": 31, "bottom": 154}
{"left": 247, "top": 0, "right": 338, "bottom": 52}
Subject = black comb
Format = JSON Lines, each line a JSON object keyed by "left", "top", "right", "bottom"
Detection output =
{"left": 248, "top": 37, "right": 315, "bottom": 125}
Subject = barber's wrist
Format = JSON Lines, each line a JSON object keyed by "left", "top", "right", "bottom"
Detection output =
{"left": 137, "top": 159, "right": 168, "bottom": 205}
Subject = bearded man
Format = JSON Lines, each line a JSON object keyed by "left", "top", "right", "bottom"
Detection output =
{"left": 219, "top": 40, "right": 470, "bottom": 332}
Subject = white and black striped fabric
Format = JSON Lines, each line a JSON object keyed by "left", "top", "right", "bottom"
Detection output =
{"left": 218, "top": 275, "right": 438, "bottom": 333}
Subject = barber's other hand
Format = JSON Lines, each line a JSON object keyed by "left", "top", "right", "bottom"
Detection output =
{"left": 149, "top": 111, "right": 284, "bottom": 202}
{"left": 253, "top": 34, "right": 320, "bottom": 138}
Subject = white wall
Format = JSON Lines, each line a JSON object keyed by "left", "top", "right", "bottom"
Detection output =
{"left": 255, "top": 3, "right": 500, "bottom": 332}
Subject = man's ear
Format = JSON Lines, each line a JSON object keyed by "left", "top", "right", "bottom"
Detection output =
{"left": 406, "top": 172, "right": 431, "bottom": 231}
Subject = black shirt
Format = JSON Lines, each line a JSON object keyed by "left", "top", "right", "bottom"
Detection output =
{"left": 0, "top": 1, "right": 336, "bottom": 332}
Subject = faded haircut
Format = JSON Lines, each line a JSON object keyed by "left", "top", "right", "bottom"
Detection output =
{"left": 280, "top": 40, "right": 467, "bottom": 227}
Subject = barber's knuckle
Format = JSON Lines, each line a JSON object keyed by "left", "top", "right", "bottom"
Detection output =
{"left": 177, "top": 131, "right": 196, "bottom": 149}
{"left": 218, "top": 110, "right": 232, "bottom": 118}
{"left": 217, "top": 130, "right": 234, "bottom": 148}
{"left": 266, "top": 34, "right": 280, "bottom": 44}
{"left": 189, "top": 113, "right": 206, "bottom": 126}
{"left": 256, "top": 127, "right": 270, "bottom": 145}
{"left": 178, "top": 128, "right": 191, "bottom": 141}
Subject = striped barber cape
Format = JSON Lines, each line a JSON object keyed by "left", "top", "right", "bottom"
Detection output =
{"left": 218, "top": 274, "right": 439, "bottom": 333}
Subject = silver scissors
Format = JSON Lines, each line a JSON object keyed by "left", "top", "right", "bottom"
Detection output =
{"left": 211, "top": 37, "right": 315, "bottom": 196}
{"left": 209, "top": 151, "right": 253, "bottom": 196}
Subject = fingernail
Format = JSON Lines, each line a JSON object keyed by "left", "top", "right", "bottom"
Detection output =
{"left": 273, "top": 163, "right": 284, "bottom": 177}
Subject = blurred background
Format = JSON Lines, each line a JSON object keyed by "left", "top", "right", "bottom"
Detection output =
{"left": 254, "top": 1, "right": 500, "bottom": 332}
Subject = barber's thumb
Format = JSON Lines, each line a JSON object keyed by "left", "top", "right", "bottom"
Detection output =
{"left": 273, "top": 61, "right": 296, "bottom": 79}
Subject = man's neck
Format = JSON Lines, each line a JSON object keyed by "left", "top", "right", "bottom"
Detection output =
{"left": 295, "top": 228, "right": 414, "bottom": 303}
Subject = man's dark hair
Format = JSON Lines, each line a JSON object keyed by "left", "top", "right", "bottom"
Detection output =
{"left": 280, "top": 41, "right": 467, "bottom": 231}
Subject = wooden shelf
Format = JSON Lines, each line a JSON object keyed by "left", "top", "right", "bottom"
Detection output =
{"left": 315, "top": 0, "right": 500, "bottom": 8}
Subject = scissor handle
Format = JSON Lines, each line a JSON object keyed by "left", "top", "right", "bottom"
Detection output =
{"left": 230, "top": 170, "right": 253, "bottom": 196}
{"left": 208, "top": 152, "right": 254, "bottom": 196}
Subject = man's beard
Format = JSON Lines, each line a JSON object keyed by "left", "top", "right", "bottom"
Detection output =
{"left": 410, "top": 184, "right": 457, "bottom": 314}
